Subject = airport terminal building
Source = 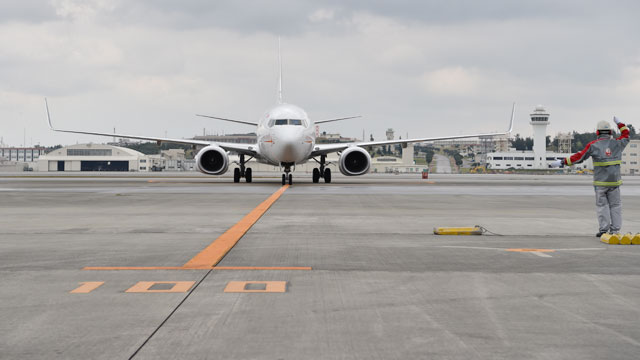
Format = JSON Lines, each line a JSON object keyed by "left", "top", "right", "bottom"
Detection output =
{"left": 38, "top": 144, "right": 152, "bottom": 172}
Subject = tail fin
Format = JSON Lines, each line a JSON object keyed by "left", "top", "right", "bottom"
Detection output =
{"left": 277, "top": 37, "right": 283, "bottom": 104}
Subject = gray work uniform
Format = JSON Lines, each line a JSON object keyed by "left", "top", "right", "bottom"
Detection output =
{"left": 565, "top": 125, "right": 630, "bottom": 233}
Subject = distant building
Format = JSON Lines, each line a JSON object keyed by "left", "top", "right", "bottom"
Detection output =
{"left": 316, "top": 132, "right": 359, "bottom": 144}
{"left": 486, "top": 105, "right": 584, "bottom": 170}
{"left": 192, "top": 133, "right": 257, "bottom": 144}
{"left": 622, "top": 140, "right": 640, "bottom": 175}
{"left": 0, "top": 147, "right": 45, "bottom": 163}
{"left": 38, "top": 144, "right": 152, "bottom": 172}
{"left": 386, "top": 128, "right": 394, "bottom": 141}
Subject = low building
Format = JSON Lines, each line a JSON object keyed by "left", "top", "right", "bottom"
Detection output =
{"left": 192, "top": 133, "right": 257, "bottom": 144}
{"left": 622, "top": 140, "right": 640, "bottom": 175}
{"left": 38, "top": 144, "right": 152, "bottom": 172}
{"left": 0, "top": 147, "right": 45, "bottom": 163}
{"left": 486, "top": 150, "right": 592, "bottom": 170}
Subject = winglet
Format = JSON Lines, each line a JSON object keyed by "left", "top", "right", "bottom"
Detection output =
{"left": 507, "top": 102, "right": 516, "bottom": 134}
{"left": 45, "top": 98, "right": 55, "bottom": 130}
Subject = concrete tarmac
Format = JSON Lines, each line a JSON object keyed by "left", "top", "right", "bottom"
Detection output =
{"left": 1, "top": 173, "right": 640, "bottom": 359}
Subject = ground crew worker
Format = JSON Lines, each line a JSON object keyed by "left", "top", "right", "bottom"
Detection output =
{"left": 550, "top": 117, "right": 630, "bottom": 236}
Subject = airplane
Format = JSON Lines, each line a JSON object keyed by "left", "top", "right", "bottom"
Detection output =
{"left": 45, "top": 44, "right": 515, "bottom": 185}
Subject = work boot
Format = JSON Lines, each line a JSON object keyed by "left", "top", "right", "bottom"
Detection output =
{"left": 596, "top": 230, "right": 608, "bottom": 237}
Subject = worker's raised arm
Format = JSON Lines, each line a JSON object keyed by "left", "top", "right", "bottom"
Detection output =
{"left": 614, "top": 117, "right": 630, "bottom": 147}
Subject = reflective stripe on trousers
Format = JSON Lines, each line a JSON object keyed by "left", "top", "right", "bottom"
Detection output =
{"left": 595, "top": 186, "right": 622, "bottom": 233}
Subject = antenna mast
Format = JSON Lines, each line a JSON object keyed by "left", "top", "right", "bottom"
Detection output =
{"left": 277, "top": 37, "right": 283, "bottom": 104}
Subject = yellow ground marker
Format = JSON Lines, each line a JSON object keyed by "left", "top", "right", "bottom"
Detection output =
{"left": 434, "top": 226, "right": 483, "bottom": 235}
{"left": 601, "top": 233, "right": 621, "bottom": 245}
{"left": 632, "top": 233, "right": 640, "bottom": 245}
{"left": 70, "top": 281, "right": 104, "bottom": 293}
{"left": 223, "top": 281, "right": 287, "bottom": 293}
{"left": 620, "top": 233, "right": 633, "bottom": 245}
{"left": 125, "top": 281, "right": 195, "bottom": 293}
{"left": 183, "top": 185, "right": 289, "bottom": 268}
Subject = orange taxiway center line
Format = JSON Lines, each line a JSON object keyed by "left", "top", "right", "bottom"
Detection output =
{"left": 83, "top": 266, "right": 188, "bottom": 270}
{"left": 182, "top": 185, "right": 290, "bottom": 269}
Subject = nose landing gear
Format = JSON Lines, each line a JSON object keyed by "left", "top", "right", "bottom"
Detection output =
{"left": 281, "top": 163, "right": 293, "bottom": 185}
{"left": 234, "top": 154, "right": 253, "bottom": 183}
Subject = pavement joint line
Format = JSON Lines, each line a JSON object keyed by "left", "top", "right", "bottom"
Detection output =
{"left": 127, "top": 268, "right": 213, "bottom": 360}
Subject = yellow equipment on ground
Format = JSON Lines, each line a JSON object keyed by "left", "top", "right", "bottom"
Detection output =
{"left": 434, "top": 226, "right": 483, "bottom": 235}
{"left": 600, "top": 233, "right": 640, "bottom": 245}
{"left": 600, "top": 233, "right": 621, "bottom": 245}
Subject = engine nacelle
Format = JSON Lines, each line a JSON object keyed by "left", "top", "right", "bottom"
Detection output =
{"left": 195, "top": 145, "right": 229, "bottom": 175}
{"left": 338, "top": 146, "right": 371, "bottom": 176}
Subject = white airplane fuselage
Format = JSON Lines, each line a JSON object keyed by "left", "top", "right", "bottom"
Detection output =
{"left": 256, "top": 103, "right": 316, "bottom": 166}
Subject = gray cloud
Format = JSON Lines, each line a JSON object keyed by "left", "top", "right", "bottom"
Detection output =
{"left": 1, "top": 1, "right": 639, "bottom": 146}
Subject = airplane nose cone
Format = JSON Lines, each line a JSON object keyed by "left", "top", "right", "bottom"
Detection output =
{"left": 275, "top": 129, "right": 301, "bottom": 163}
{"left": 281, "top": 142, "right": 297, "bottom": 162}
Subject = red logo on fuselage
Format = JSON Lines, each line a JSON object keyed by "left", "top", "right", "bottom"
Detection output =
{"left": 605, "top": 148, "right": 612, "bottom": 156}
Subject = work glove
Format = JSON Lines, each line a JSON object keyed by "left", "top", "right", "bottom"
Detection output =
{"left": 613, "top": 116, "right": 622, "bottom": 125}
{"left": 549, "top": 159, "right": 563, "bottom": 168}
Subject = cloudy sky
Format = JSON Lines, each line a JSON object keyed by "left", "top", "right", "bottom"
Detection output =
{"left": 1, "top": 0, "right": 639, "bottom": 147}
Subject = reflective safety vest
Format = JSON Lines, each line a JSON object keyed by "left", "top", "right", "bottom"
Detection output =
{"left": 564, "top": 123, "right": 630, "bottom": 187}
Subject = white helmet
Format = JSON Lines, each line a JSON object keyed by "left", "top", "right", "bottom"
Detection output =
{"left": 597, "top": 121, "right": 612, "bottom": 132}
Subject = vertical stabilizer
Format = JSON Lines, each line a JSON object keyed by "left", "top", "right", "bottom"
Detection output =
{"left": 277, "top": 37, "right": 283, "bottom": 104}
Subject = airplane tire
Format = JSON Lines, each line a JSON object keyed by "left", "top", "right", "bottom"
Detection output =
{"left": 234, "top": 168, "right": 241, "bottom": 183}
{"left": 288, "top": 173, "right": 293, "bottom": 185}
{"left": 245, "top": 168, "right": 252, "bottom": 183}
{"left": 312, "top": 168, "right": 320, "bottom": 183}
{"left": 324, "top": 168, "right": 331, "bottom": 183}
{"left": 281, "top": 174, "right": 286, "bottom": 185}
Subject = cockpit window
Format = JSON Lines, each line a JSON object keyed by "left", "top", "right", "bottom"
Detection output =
{"left": 271, "top": 119, "right": 305, "bottom": 126}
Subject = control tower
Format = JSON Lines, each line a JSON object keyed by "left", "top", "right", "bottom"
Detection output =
{"left": 530, "top": 105, "right": 550, "bottom": 168}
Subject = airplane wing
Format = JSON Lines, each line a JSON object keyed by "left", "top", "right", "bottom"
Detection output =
{"left": 195, "top": 114, "right": 258, "bottom": 126}
{"left": 310, "top": 103, "right": 515, "bottom": 158}
{"left": 45, "top": 99, "right": 259, "bottom": 157}
{"left": 315, "top": 116, "right": 361, "bottom": 124}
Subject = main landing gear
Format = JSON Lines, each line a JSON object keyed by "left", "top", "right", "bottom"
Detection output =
{"left": 312, "top": 155, "right": 331, "bottom": 184}
{"left": 233, "top": 154, "right": 253, "bottom": 183}
{"left": 281, "top": 163, "right": 293, "bottom": 185}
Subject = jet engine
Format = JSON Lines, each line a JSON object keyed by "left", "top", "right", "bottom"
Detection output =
{"left": 195, "top": 145, "right": 229, "bottom": 175}
{"left": 338, "top": 146, "right": 371, "bottom": 176}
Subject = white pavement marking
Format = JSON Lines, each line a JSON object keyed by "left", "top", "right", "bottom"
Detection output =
{"left": 531, "top": 251, "right": 552, "bottom": 258}
{"left": 435, "top": 246, "right": 507, "bottom": 251}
